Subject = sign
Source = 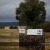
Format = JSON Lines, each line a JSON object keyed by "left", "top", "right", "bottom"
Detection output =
{"left": 19, "top": 29, "right": 26, "bottom": 33}
{"left": 27, "top": 29, "right": 43, "bottom": 35}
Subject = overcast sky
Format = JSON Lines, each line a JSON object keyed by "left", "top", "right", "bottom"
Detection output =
{"left": 0, "top": 0, "right": 24, "bottom": 22}
{"left": 0, "top": 0, "right": 50, "bottom": 22}
{"left": 44, "top": 0, "right": 50, "bottom": 21}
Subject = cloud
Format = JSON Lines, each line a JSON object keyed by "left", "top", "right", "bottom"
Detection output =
{"left": 0, "top": 0, "right": 24, "bottom": 22}
{"left": 0, "top": 0, "right": 50, "bottom": 22}
{"left": 44, "top": 0, "right": 50, "bottom": 21}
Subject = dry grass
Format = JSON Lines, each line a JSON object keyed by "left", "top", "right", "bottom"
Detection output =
{"left": 0, "top": 29, "right": 19, "bottom": 50}
{"left": 45, "top": 32, "right": 50, "bottom": 50}
{"left": 0, "top": 29, "right": 19, "bottom": 42}
{"left": 0, "top": 29, "right": 50, "bottom": 50}
{"left": 45, "top": 32, "right": 50, "bottom": 42}
{"left": 0, "top": 46, "right": 19, "bottom": 50}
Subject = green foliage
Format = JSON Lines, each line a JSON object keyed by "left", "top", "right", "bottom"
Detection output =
{"left": 42, "top": 22, "right": 50, "bottom": 32}
{"left": 16, "top": 0, "right": 46, "bottom": 28}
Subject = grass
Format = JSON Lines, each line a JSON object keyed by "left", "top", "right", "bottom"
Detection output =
{"left": 0, "top": 29, "right": 19, "bottom": 50}
{"left": 0, "top": 42, "right": 19, "bottom": 46}
{"left": 45, "top": 32, "right": 50, "bottom": 42}
{"left": 45, "top": 45, "right": 50, "bottom": 50}
{"left": 45, "top": 32, "right": 50, "bottom": 50}
{"left": 0, "top": 29, "right": 50, "bottom": 50}
{"left": 0, "top": 46, "right": 19, "bottom": 50}
{"left": 0, "top": 35, "right": 19, "bottom": 39}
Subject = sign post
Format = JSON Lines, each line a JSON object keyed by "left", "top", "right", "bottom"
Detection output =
{"left": 19, "top": 29, "right": 45, "bottom": 50}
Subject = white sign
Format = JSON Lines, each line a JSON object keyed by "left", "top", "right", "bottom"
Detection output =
{"left": 19, "top": 29, "right": 25, "bottom": 33}
{"left": 27, "top": 29, "right": 43, "bottom": 35}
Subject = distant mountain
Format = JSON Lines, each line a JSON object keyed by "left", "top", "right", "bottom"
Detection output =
{"left": 0, "top": 22, "right": 19, "bottom": 26}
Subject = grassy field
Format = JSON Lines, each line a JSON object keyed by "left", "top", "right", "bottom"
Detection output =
{"left": 0, "top": 46, "right": 19, "bottom": 50}
{"left": 0, "top": 29, "right": 50, "bottom": 50}
{"left": 45, "top": 32, "right": 50, "bottom": 50}
{"left": 45, "top": 32, "right": 50, "bottom": 42}
{"left": 0, "top": 29, "right": 19, "bottom": 50}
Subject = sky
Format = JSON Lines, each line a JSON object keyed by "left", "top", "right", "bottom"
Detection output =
{"left": 0, "top": 0, "right": 50, "bottom": 22}
{"left": 0, "top": 0, "right": 24, "bottom": 22}
{"left": 44, "top": 0, "right": 50, "bottom": 21}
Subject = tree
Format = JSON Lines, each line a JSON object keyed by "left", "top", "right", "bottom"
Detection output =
{"left": 16, "top": 0, "right": 46, "bottom": 28}
{"left": 42, "top": 22, "right": 50, "bottom": 32}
